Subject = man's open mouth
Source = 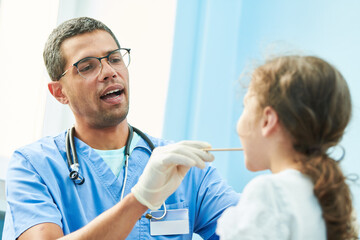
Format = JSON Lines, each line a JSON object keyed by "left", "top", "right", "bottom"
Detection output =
{"left": 100, "top": 89, "right": 124, "bottom": 100}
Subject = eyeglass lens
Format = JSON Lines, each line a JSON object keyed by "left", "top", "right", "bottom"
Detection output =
{"left": 76, "top": 49, "right": 130, "bottom": 79}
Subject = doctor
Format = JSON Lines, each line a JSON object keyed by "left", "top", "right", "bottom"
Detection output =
{"left": 3, "top": 17, "right": 239, "bottom": 239}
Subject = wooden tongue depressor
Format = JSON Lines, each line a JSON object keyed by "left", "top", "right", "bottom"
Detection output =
{"left": 203, "top": 148, "right": 243, "bottom": 152}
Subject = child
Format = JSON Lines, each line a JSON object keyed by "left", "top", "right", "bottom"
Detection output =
{"left": 216, "top": 55, "right": 358, "bottom": 239}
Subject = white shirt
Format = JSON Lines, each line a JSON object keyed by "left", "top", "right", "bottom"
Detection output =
{"left": 94, "top": 132, "right": 141, "bottom": 176}
{"left": 216, "top": 169, "right": 326, "bottom": 240}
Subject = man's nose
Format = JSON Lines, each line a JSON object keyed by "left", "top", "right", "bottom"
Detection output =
{"left": 99, "top": 58, "right": 117, "bottom": 80}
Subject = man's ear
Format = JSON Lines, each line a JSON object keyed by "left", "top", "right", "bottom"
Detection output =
{"left": 48, "top": 81, "right": 69, "bottom": 104}
{"left": 261, "top": 106, "right": 279, "bottom": 137}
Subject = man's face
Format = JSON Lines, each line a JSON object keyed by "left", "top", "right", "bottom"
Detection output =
{"left": 59, "top": 30, "right": 129, "bottom": 129}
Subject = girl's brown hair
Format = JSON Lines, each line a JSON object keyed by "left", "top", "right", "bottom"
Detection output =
{"left": 251, "top": 55, "right": 358, "bottom": 239}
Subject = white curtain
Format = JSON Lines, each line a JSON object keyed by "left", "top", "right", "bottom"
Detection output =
{"left": 0, "top": 0, "right": 59, "bottom": 177}
{"left": 0, "top": 0, "right": 177, "bottom": 179}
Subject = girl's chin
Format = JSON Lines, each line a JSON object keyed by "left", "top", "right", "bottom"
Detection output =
{"left": 245, "top": 161, "right": 267, "bottom": 172}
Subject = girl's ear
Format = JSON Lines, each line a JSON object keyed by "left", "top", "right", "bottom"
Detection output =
{"left": 48, "top": 82, "right": 69, "bottom": 104}
{"left": 261, "top": 106, "right": 279, "bottom": 137}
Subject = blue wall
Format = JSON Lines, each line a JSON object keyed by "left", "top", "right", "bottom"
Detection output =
{"left": 164, "top": 0, "right": 360, "bottom": 222}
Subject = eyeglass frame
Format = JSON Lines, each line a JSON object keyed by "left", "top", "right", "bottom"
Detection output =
{"left": 57, "top": 48, "right": 131, "bottom": 80}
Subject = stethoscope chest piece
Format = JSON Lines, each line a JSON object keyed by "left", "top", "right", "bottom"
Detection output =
{"left": 69, "top": 165, "right": 85, "bottom": 185}
{"left": 66, "top": 127, "right": 85, "bottom": 185}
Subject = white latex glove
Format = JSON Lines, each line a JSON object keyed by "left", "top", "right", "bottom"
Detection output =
{"left": 131, "top": 140, "right": 214, "bottom": 210}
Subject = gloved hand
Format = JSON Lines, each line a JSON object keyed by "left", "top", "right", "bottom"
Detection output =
{"left": 131, "top": 141, "right": 214, "bottom": 210}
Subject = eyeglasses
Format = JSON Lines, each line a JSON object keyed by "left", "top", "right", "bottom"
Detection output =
{"left": 58, "top": 48, "right": 131, "bottom": 80}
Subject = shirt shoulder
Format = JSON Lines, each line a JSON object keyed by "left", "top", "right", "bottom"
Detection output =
{"left": 144, "top": 134, "right": 174, "bottom": 147}
{"left": 216, "top": 173, "right": 290, "bottom": 240}
{"left": 241, "top": 170, "right": 308, "bottom": 200}
{"left": 13, "top": 132, "right": 66, "bottom": 158}
{"left": 216, "top": 170, "right": 326, "bottom": 240}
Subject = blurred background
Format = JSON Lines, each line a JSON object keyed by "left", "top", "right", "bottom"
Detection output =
{"left": 0, "top": 0, "right": 359, "bottom": 238}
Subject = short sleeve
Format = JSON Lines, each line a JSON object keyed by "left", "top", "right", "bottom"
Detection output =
{"left": 4, "top": 150, "right": 63, "bottom": 239}
{"left": 193, "top": 165, "right": 240, "bottom": 239}
{"left": 216, "top": 175, "right": 290, "bottom": 240}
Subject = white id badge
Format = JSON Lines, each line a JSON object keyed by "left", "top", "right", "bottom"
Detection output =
{"left": 149, "top": 209, "right": 189, "bottom": 236}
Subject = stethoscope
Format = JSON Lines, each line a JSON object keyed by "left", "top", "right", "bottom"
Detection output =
{"left": 65, "top": 124, "right": 167, "bottom": 220}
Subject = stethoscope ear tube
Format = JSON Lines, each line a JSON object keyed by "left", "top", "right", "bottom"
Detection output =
{"left": 125, "top": 125, "right": 134, "bottom": 157}
{"left": 132, "top": 126, "right": 155, "bottom": 151}
{"left": 65, "top": 129, "right": 72, "bottom": 168}
{"left": 68, "top": 127, "right": 77, "bottom": 165}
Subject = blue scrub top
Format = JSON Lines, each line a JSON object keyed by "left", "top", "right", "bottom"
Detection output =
{"left": 3, "top": 131, "right": 240, "bottom": 240}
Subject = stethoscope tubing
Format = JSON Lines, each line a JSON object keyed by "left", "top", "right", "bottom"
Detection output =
{"left": 65, "top": 124, "right": 166, "bottom": 220}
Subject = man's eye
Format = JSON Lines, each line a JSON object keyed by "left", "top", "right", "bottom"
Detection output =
{"left": 78, "top": 61, "right": 96, "bottom": 72}
{"left": 109, "top": 57, "right": 122, "bottom": 64}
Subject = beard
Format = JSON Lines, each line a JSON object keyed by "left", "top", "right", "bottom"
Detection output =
{"left": 87, "top": 103, "right": 129, "bottom": 129}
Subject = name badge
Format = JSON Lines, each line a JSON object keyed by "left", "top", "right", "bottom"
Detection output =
{"left": 149, "top": 209, "right": 189, "bottom": 236}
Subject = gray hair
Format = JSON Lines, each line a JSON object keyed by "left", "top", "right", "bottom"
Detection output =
{"left": 43, "top": 17, "right": 120, "bottom": 81}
